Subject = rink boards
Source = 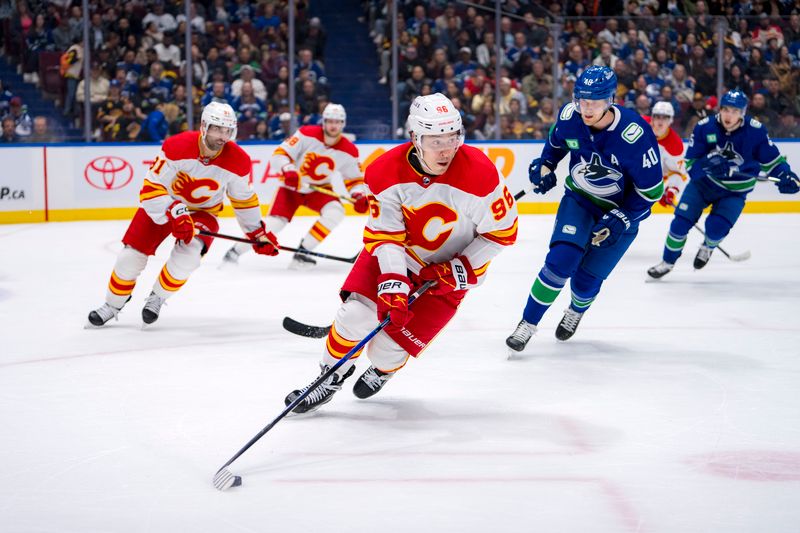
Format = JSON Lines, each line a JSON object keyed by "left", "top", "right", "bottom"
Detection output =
{"left": 1, "top": 140, "right": 799, "bottom": 224}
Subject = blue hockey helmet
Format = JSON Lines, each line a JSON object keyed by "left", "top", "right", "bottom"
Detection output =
{"left": 573, "top": 65, "right": 618, "bottom": 101}
{"left": 720, "top": 90, "right": 748, "bottom": 112}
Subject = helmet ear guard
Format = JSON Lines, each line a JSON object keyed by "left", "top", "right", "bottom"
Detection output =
{"left": 201, "top": 101, "right": 238, "bottom": 142}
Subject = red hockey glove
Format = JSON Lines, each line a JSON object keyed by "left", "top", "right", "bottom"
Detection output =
{"left": 419, "top": 255, "right": 477, "bottom": 295}
{"left": 246, "top": 222, "right": 279, "bottom": 256}
{"left": 282, "top": 164, "right": 299, "bottom": 190}
{"left": 351, "top": 192, "right": 369, "bottom": 214}
{"left": 376, "top": 273, "right": 413, "bottom": 330}
{"left": 167, "top": 201, "right": 195, "bottom": 244}
{"left": 658, "top": 185, "right": 679, "bottom": 207}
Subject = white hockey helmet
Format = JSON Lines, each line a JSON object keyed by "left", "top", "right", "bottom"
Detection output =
{"left": 201, "top": 101, "right": 238, "bottom": 141}
{"left": 652, "top": 101, "right": 675, "bottom": 119}
{"left": 322, "top": 103, "right": 346, "bottom": 126}
{"left": 406, "top": 93, "right": 463, "bottom": 140}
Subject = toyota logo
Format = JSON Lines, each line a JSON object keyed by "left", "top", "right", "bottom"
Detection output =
{"left": 84, "top": 156, "right": 134, "bottom": 190}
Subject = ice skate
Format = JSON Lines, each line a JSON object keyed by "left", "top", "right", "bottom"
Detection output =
{"left": 506, "top": 319, "right": 537, "bottom": 353}
{"left": 284, "top": 364, "right": 355, "bottom": 414}
{"left": 694, "top": 244, "right": 714, "bottom": 270}
{"left": 647, "top": 261, "right": 674, "bottom": 279}
{"left": 219, "top": 246, "right": 241, "bottom": 267}
{"left": 86, "top": 297, "right": 130, "bottom": 327}
{"left": 555, "top": 308, "right": 584, "bottom": 341}
{"left": 141, "top": 291, "right": 166, "bottom": 325}
{"left": 289, "top": 247, "right": 317, "bottom": 269}
{"left": 353, "top": 366, "right": 395, "bottom": 399}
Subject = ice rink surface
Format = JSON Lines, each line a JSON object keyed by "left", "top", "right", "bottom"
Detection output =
{"left": 1, "top": 213, "right": 799, "bottom": 533}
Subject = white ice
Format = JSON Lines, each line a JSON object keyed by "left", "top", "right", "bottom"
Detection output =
{"left": 1, "top": 213, "right": 799, "bottom": 533}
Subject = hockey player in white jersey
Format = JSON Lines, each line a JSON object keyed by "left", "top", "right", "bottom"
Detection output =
{"left": 222, "top": 103, "right": 369, "bottom": 268}
{"left": 87, "top": 102, "right": 279, "bottom": 327}
{"left": 642, "top": 101, "right": 687, "bottom": 208}
{"left": 283, "top": 93, "right": 518, "bottom": 413}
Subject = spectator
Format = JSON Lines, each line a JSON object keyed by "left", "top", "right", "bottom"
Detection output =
{"left": 398, "top": 45, "right": 424, "bottom": 82}
{"left": 25, "top": 116, "right": 53, "bottom": 143}
{"left": 154, "top": 32, "right": 181, "bottom": 70}
{"left": 61, "top": 37, "right": 83, "bottom": 117}
{"left": 0, "top": 80, "right": 13, "bottom": 117}
{"left": 52, "top": 17, "right": 73, "bottom": 51}
{"left": 301, "top": 17, "right": 327, "bottom": 60}
{"left": 498, "top": 77, "right": 526, "bottom": 116}
{"left": 453, "top": 47, "right": 478, "bottom": 77}
{"left": 5, "top": 97, "right": 33, "bottom": 137}
{"left": 143, "top": 1, "right": 178, "bottom": 34}
{"left": 293, "top": 48, "right": 325, "bottom": 84}
{"left": 400, "top": 65, "right": 429, "bottom": 119}
{"left": 752, "top": 13, "right": 783, "bottom": 49}
{"left": 749, "top": 92, "right": 779, "bottom": 130}
{"left": 775, "top": 113, "right": 800, "bottom": 138}
{"left": 201, "top": 81, "right": 233, "bottom": 107}
{"left": 593, "top": 41, "right": 620, "bottom": 69}
{"left": 230, "top": 0, "right": 254, "bottom": 24}
{"left": 139, "top": 101, "right": 169, "bottom": 142}
{"left": 231, "top": 65, "right": 267, "bottom": 101}
{"left": 434, "top": 3, "right": 460, "bottom": 35}
{"left": 296, "top": 78, "right": 319, "bottom": 117}
{"left": 24, "top": 13, "right": 52, "bottom": 84}
{"left": 507, "top": 32, "right": 536, "bottom": 65}
{"left": 76, "top": 63, "right": 111, "bottom": 122}
{"left": 269, "top": 111, "right": 292, "bottom": 140}
{"left": 180, "top": 45, "right": 209, "bottom": 89}
{"left": 1, "top": 116, "right": 19, "bottom": 143}
{"left": 598, "top": 19, "right": 625, "bottom": 52}
{"left": 522, "top": 59, "right": 554, "bottom": 102}
{"left": 233, "top": 82, "right": 267, "bottom": 124}
{"left": 177, "top": 2, "right": 206, "bottom": 35}
{"left": 426, "top": 47, "right": 449, "bottom": 80}
{"left": 261, "top": 43, "right": 287, "bottom": 82}
{"left": 475, "top": 32, "right": 495, "bottom": 69}
{"left": 682, "top": 92, "right": 710, "bottom": 137}
{"left": 764, "top": 76, "right": 795, "bottom": 116}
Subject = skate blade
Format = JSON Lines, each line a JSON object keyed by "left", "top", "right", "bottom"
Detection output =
{"left": 288, "top": 260, "right": 315, "bottom": 271}
{"left": 84, "top": 321, "right": 104, "bottom": 329}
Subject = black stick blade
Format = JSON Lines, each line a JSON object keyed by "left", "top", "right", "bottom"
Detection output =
{"left": 282, "top": 316, "right": 332, "bottom": 338}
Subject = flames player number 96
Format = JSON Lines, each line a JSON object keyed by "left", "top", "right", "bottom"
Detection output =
{"left": 491, "top": 186, "right": 514, "bottom": 221}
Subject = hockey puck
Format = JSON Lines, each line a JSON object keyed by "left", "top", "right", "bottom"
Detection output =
{"left": 232, "top": 476, "right": 242, "bottom": 487}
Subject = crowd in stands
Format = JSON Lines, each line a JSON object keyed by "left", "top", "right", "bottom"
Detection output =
{"left": 364, "top": 0, "right": 800, "bottom": 139}
{"left": 0, "top": 0, "right": 329, "bottom": 142}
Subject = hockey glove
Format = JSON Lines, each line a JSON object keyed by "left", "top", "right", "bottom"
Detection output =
{"left": 528, "top": 157, "right": 557, "bottom": 194}
{"left": 376, "top": 273, "right": 413, "bottom": 331}
{"left": 419, "top": 255, "right": 477, "bottom": 295}
{"left": 658, "top": 185, "right": 679, "bottom": 208}
{"left": 773, "top": 165, "right": 800, "bottom": 194}
{"left": 590, "top": 208, "right": 631, "bottom": 248}
{"left": 167, "top": 201, "right": 195, "bottom": 245}
{"left": 351, "top": 192, "right": 370, "bottom": 214}
{"left": 700, "top": 154, "right": 733, "bottom": 181}
{"left": 246, "top": 222, "right": 279, "bottom": 256}
{"left": 282, "top": 164, "right": 300, "bottom": 190}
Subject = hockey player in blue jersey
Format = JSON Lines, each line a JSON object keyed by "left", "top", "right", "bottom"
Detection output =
{"left": 506, "top": 65, "right": 664, "bottom": 352}
{"left": 647, "top": 90, "right": 800, "bottom": 279}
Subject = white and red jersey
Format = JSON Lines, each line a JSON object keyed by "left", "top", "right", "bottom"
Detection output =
{"left": 138, "top": 131, "right": 262, "bottom": 233}
{"left": 363, "top": 143, "right": 518, "bottom": 289}
{"left": 271, "top": 125, "right": 365, "bottom": 194}
{"left": 643, "top": 116, "right": 687, "bottom": 192}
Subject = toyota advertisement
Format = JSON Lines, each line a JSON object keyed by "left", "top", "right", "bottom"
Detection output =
{"left": 1, "top": 141, "right": 798, "bottom": 224}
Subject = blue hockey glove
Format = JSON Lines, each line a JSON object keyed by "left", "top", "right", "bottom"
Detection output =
{"left": 590, "top": 208, "right": 631, "bottom": 248}
{"left": 773, "top": 165, "right": 800, "bottom": 194}
{"left": 700, "top": 154, "right": 734, "bottom": 181}
{"left": 528, "top": 157, "right": 557, "bottom": 194}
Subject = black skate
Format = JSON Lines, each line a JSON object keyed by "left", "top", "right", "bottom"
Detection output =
{"left": 693, "top": 244, "right": 713, "bottom": 269}
{"left": 289, "top": 247, "right": 317, "bottom": 269}
{"left": 506, "top": 319, "right": 537, "bottom": 352}
{"left": 285, "top": 364, "right": 355, "bottom": 413}
{"left": 555, "top": 308, "right": 584, "bottom": 341}
{"left": 353, "top": 366, "right": 395, "bottom": 399}
{"left": 647, "top": 261, "right": 674, "bottom": 279}
{"left": 142, "top": 291, "right": 166, "bottom": 324}
{"left": 87, "top": 296, "right": 130, "bottom": 327}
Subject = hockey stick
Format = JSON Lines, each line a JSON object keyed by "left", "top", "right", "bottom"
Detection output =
{"left": 308, "top": 185, "right": 355, "bottom": 204}
{"left": 668, "top": 202, "right": 751, "bottom": 262}
{"left": 212, "top": 280, "right": 436, "bottom": 491}
{"left": 282, "top": 316, "right": 331, "bottom": 338}
{"left": 731, "top": 171, "right": 800, "bottom": 186}
{"left": 198, "top": 230, "right": 359, "bottom": 263}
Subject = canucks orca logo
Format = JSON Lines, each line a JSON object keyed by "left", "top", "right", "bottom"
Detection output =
{"left": 709, "top": 141, "right": 744, "bottom": 168}
{"left": 570, "top": 153, "right": 623, "bottom": 196}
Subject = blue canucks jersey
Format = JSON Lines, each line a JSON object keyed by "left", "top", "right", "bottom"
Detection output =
{"left": 685, "top": 114, "right": 785, "bottom": 194}
{"left": 541, "top": 103, "right": 664, "bottom": 221}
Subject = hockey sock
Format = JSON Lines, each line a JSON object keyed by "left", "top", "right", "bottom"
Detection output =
{"left": 300, "top": 202, "right": 344, "bottom": 250}
{"left": 703, "top": 213, "right": 733, "bottom": 248}
{"left": 663, "top": 215, "right": 693, "bottom": 264}
{"left": 152, "top": 239, "right": 203, "bottom": 299}
{"left": 522, "top": 243, "right": 582, "bottom": 324}
{"left": 105, "top": 246, "right": 148, "bottom": 308}
{"left": 569, "top": 267, "right": 603, "bottom": 314}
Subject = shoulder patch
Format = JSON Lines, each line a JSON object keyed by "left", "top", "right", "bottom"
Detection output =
{"left": 698, "top": 117, "right": 709, "bottom": 125}
{"left": 621, "top": 122, "right": 643, "bottom": 144}
{"left": 749, "top": 118, "right": 762, "bottom": 129}
{"left": 559, "top": 102, "right": 577, "bottom": 121}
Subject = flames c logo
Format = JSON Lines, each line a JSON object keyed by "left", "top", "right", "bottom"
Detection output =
{"left": 300, "top": 152, "right": 335, "bottom": 181}
{"left": 401, "top": 202, "right": 458, "bottom": 251}
{"left": 84, "top": 156, "right": 134, "bottom": 190}
{"left": 171, "top": 171, "right": 220, "bottom": 204}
